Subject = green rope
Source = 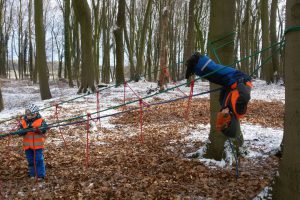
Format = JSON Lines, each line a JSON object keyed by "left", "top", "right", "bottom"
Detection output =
{"left": 1, "top": 40, "right": 286, "bottom": 138}
{"left": 284, "top": 25, "right": 300, "bottom": 35}
{"left": 47, "top": 40, "right": 285, "bottom": 127}
{"left": 210, "top": 31, "right": 235, "bottom": 44}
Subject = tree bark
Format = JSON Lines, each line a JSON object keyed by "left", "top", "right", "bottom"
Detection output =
{"left": 261, "top": 0, "right": 273, "bottom": 83}
{"left": 64, "top": 0, "right": 73, "bottom": 87}
{"left": 136, "top": 0, "right": 153, "bottom": 77}
{"left": 204, "top": 0, "right": 236, "bottom": 160}
{"left": 73, "top": 0, "right": 96, "bottom": 93}
{"left": 34, "top": 0, "right": 52, "bottom": 100}
{"left": 158, "top": 2, "right": 169, "bottom": 91}
{"left": 113, "top": 0, "right": 125, "bottom": 86}
{"left": 270, "top": 0, "right": 280, "bottom": 82}
{"left": 273, "top": 0, "right": 300, "bottom": 198}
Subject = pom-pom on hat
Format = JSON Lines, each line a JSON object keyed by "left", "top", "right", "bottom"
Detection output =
{"left": 25, "top": 103, "right": 39, "bottom": 114}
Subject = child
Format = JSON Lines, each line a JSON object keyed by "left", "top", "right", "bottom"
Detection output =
{"left": 19, "top": 104, "right": 47, "bottom": 180}
{"left": 185, "top": 52, "right": 252, "bottom": 137}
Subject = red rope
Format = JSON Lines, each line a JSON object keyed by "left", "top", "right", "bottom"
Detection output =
{"left": 123, "top": 81, "right": 127, "bottom": 110}
{"left": 55, "top": 104, "right": 68, "bottom": 148}
{"left": 185, "top": 80, "right": 195, "bottom": 121}
{"left": 96, "top": 90, "right": 101, "bottom": 126}
{"left": 139, "top": 99, "right": 144, "bottom": 143}
{"left": 126, "top": 83, "right": 141, "bottom": 99}
{"left": 33, "top": 136, "right": 38, "bottom": 182}
{"left": 85, "top": 113, "right": 91, "bottom": 168}
{"left": 163, "top": 67, "right": 188, "bottom": 96}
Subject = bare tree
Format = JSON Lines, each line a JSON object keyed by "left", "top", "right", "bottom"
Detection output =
{"left": 273, "top": 0, "right": 300, "bottom": 198}
{"left": 73, "top": 0, "right": 96, "bottom": 93}
{"left": 34, "top": 0, "right": 52, "bottom": 100}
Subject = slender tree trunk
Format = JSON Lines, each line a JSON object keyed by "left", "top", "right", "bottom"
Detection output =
{"left": 158, "top": 2, "right": 169, "bottom": 91}
{"left": 73, "top": 0, "right": 96, "bottom": 93}
{"left": 34, "top": 0, "right": 52, "bottom": 100}
{"left": 136, "top": 0, "right": 153, "bottom": 77}
{"left": 261, "top": 0, "right": 273, "bottom": 84}
{"left": 270, "top": 0, "right": 280, "bottom": 82}
{"left": 64, "top": 0, "right": 73, "bottom": 87}
{"left": 113, "top": 0, "right": 125, "bottom": 86}
{"left": 183, "top": 0, "right": 196, "bottom": 80}
{"left": 92, "top": 0, "right": 101, "bottom": 84}
{"left": 273, "top": 0, "right": 300, "bottom": 198}
{"left": 28, "top": 0, "right": 34, "bottom": 81}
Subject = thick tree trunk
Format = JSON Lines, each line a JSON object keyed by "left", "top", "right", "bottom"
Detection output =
{"left": 34, "top": 0, "right": 52, "bottom": 100}
{"left": 204, "top": 0, "right": 236, "bottom": 160}
{"left": 273, "top": 0, "right": 300, "bottom": 199}
{"left": 73, "top": 0, "right": 96, "bottom": 93}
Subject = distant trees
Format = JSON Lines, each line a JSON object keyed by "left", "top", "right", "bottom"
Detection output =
{"left": 0, "top": 0, "right": 288, "bottom": 108}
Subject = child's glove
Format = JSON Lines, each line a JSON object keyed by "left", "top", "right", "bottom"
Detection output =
{"left": 17, "top": 130, "right": 27, "bottom": 136}
{"left": 34, "top": 128, "right": 42, "bottom": 134}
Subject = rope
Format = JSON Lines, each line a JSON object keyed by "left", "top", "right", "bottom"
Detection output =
{"left": 33, "top": 143, "right": 38, "bottom": 182}
{"left": 184, "top": 79, "right": 195, "bottom": 121}
{"left": 54, "top": 104, "right": 68, "bottom": 148}
{"left": 85, "top": 113, "right": 91, "bottom": 168}
{"left": 139, "top": 99, "right": 144, "bottom": 143}
{"left": 96, "top": 90, "right": 100, "bottom": 124}
{"left": 228, "top": 138, "right": 239, "bottom": 179}
{"left": 284, "top": 25, "right": 300, "bottom": 35}
{"left": 123, "top": 81, "right": 127, "bottom": 109}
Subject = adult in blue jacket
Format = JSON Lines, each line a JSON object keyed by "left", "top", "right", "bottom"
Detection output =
{"left": 185, "top": 52, "right": 252, "bottom": 137}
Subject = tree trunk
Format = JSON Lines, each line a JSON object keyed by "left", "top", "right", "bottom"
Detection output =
{"left": 101, "top": 0, "right": 110, "bottom": 84}
{"left": 136, "top": 0, "right": 153, "bottom": 77}
{"left": 273, "top": 0, "right": 300, "bottom": 198}
{"left": 34, "top": 0, "right": 52, "bottom": 100}
{"left": 261, "top": 0, "right": 273, "bottom": 84}
{"left": 183, "top": 0, "right": 196, "bottom": 66}
{"left": 158, "top": 2, "right": 169, "bottom": 91}
{"left": 270, "top": 0, "right": 280, "bottom": 82}
{"left": 113, "top": 0, "right": 125, "bottom": 86}
{"left": 204, "top": 0, "right": 236, "bottom": 160}
{"left": 64, "top": 0, "right": 73, "bottom": 87}
{"left": 28, "top": 0, "right": 34, "bottom": 81}
{"left": 73, "top": 0, "right": 96, "bottom": 93}
{"left": 92, "top": 0, "right": 101, "bottom": 84}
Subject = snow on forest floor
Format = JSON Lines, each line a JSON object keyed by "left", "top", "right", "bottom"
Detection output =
{"left": 0, "top": 78, "right": 284, "bottom": 199}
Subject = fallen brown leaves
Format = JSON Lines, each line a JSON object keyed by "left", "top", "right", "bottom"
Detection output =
{"left": 0, "top": 98, "right": 283, "bottom": 199}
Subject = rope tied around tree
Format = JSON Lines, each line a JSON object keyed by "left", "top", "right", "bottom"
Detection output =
{"left": 184, "top": 79, "right": 195, "bottom": 121}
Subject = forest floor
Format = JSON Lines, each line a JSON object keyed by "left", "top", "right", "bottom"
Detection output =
{"left": 0, "top": 79, "right": 284, "bottom": 199}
